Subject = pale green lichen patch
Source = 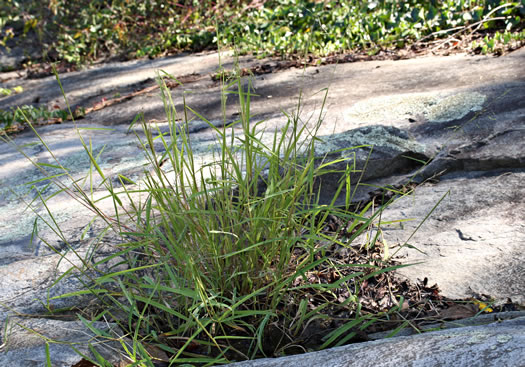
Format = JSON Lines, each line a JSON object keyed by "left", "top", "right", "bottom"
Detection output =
{"left": 439, "top": 343, "right": 458, "bottom": 352}
{"left": 316, "top": 125, "right": 426, "bottom": 157}
{"left": 345, "top": 91, "right": 486, "bottom": 125}
{"left": 425, "top": 92, "right": 486, "bottom": 122}
{"left": 467, "top": 331, "right": 489, "bottom": 344}
{"left": 496, "top": 334, "right": 512, "bottom": 343}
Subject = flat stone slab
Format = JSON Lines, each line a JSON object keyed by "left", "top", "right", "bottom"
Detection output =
{"left": 0, "top": 318, "right": 123, "bottom": 367}
{"left": 380, "top": 169, "right": 525, "bottom": 304}
{"left": 0, "top": 123, "right": 149, "bottom": 264}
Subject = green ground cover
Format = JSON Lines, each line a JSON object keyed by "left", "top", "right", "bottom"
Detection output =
{"left": 1, "top": 0, "right": 524, "bottom": 65}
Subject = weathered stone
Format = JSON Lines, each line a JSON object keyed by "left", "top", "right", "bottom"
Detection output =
{"left": 377, "top": 168, "right": 525, "bottom": 304}
{"left": 0, "top": 124, "right": 148, "bottom": 264}
{"left": 367, "top": 311, "right": 525, "bottom": 340}
{"left": 311, "top": 125, "right": 430, "bottom": 204}
{"left": 229, "top": 316, "right": 525, "bottom": 367}
{"left": 0, "top": 241, "right": 126, "bottom": 323}
{"left": 0, "top": 318, "right": 124, "bottom": 367}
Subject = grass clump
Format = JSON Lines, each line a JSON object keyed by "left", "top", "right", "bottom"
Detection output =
{"left": 90, "top": 75, "right": 393, "bottom": 364}
{"left": 6, "top": 66, "right": 413, "bottom": 365}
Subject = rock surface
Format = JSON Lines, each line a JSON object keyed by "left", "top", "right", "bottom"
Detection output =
{"left": 1, "top": 47, "right": 524, "bottom": 365}
{"left": 229, "top": 315, "right": 525, "bottom": 367}
{"left": 382, "top": 169, "right": 525, "bottom": 303}
{"left": 0, "top": 318, "right": 124, "bottom": 367}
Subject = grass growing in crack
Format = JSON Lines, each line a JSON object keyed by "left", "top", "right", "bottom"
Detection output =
{"left": 92, "top": 74, "right": 400, "bottom": 364}
{"left": 4, "top": 66, "right": 420, "bottom": 365}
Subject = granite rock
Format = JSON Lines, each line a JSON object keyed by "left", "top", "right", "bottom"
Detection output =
{"left": 229, "top": 316, "right": 525, "bottom": 367}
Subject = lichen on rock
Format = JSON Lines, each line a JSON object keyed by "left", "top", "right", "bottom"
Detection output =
{"left": 344, "top": 91, "right": 486, "bottom": 125}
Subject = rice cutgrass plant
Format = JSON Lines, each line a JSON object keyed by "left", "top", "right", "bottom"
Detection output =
{"left": 5, "top": 64, "right": 414, "bottom": 366}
